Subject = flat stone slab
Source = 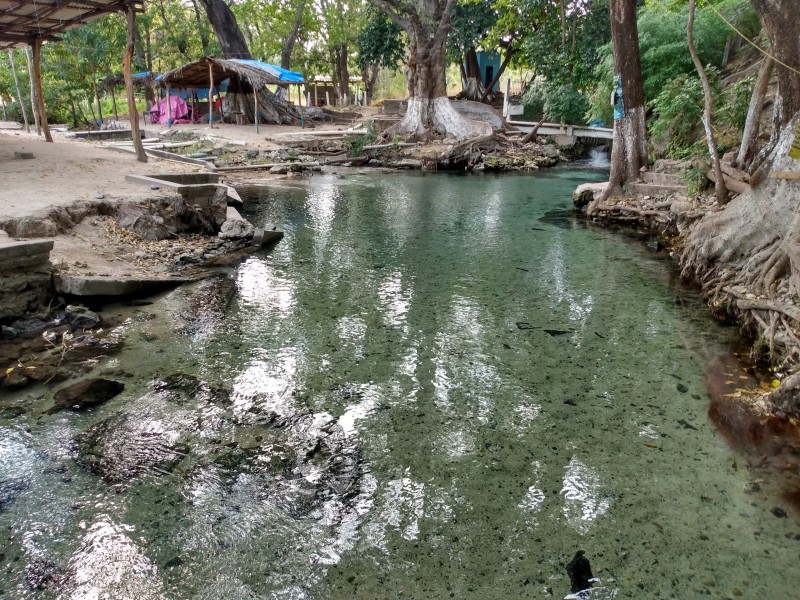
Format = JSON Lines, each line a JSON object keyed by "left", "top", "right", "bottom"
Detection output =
{"left": 54, "top": 274, "right": 197, "bottom": 297}
{"left": 0, "top": 239, "right": 54, "bottom": 261}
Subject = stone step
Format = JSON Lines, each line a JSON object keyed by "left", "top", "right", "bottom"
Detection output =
{"left": 641, "top": 171, "right": 683, "bottom": 186}
{"left": 629, "top": 182, "right": 687, "bottom": 197}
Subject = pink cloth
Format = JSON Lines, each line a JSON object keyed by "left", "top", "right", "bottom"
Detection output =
{"left": 154, "top": 95, "right": 189, "bottom": 124}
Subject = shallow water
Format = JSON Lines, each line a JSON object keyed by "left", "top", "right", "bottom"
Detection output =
{"left": 1, "top": 170, "right": 799, "bottom": 599}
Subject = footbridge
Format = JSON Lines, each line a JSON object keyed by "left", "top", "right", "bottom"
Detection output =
{"left": 505, "top": 119, "right": 614, "bottom": 142}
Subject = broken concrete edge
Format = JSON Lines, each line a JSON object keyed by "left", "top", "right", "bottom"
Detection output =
{"left": 126, "top": 175, "right": 243, "bottom": 209}
{"left": 144, "top": 148, "right": 218, "bottom": 171}
{"left": 0, "top": 239, "right": 55, "bottom": 260}
{"left": 251, "top": 226, "right": 283, "bottom": 247}
{"left": 53, "top": 273, "right": 206, "bottom": 297}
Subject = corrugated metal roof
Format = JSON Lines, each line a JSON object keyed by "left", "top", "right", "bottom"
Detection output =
{"left": 0, "top": 0, "right": 143, "bottom": 51}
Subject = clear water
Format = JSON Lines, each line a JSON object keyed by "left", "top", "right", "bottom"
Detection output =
{"left": 1, "top": 171, "right": 798, "bottom": 600}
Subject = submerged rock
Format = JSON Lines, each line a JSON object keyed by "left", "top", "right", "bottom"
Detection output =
{"left": 76, "top": 412, "right": 188, "bottom": 483}
{"left": 0, "top": 477, "right": 29, "bottom": 510}
{"left": 49, "top": 378, "right": 124, "bottom": 414}
{"left": 65, "top": 305, "right": 101, "bottom": 329}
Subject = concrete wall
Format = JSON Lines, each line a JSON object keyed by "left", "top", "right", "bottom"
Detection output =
{"left": 0, "top": 239, "right": 53, "bottom": 321}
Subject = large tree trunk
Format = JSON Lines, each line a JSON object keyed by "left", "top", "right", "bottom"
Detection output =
{"left": 749, "top": 0, "right": 800, "bottom": 139}
{"left": 371, "top": 0, "right": 490, "bottom": 140}
{"left": 688, "top": 0, "right": 727, "bottom": 204}
{"left": 362, "top": 63, "right": 380, "bottom": 106}
{"left": 594, "top": 0, "right": 647, "bottom": 207}
{"left": 197, "top": 0, "right": 252, "bottom": 59}
{"left": 460, "top": 47, "right": 486, "bottom": 101}
{"left": 333, "top": 43, "right": 349, "bottom": 104}
{"left": 737, "top": 57, "right": 774, "bottom": 170}
{"left": 281, "top": 0, "right": 305, "bottom": 70}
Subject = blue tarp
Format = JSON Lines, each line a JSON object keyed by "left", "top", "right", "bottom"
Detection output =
{"left": 228, "top": 59, "right": 305, "bottom": 84}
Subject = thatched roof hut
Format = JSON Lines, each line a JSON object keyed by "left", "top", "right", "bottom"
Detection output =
{"left": 158, "top": 57, "right": 284, "bottom": 90}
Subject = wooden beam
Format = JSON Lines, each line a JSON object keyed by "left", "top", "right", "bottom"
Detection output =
{"left": 31, "top": 40, "right": 52, "bottom": 143}
{"left": 124, "top": 6, "right": 146, "bottom": 162}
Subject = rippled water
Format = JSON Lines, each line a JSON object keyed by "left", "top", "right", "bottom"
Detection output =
{"left": 1, "top": 170, "right": 798, "bottom": 599}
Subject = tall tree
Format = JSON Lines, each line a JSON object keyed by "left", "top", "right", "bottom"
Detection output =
{"left": 357, "top": 5, "right": 404, "bottom": 105}
{"left": 7, "top": 50, "right": 29, "bottom": 133}
{"left": 197, "top": 0, "right": 252, "bottom": 59}
{"left": 594, "top": 0, "right": 647, "bottom": 207}
{"left": 748, "top": 0, "right": 800, "bottom": 144}
{"left": 688, "top": 0, "right": 726, "bottom": 203}
{"left": 281, "top": 0, "right": 306, "bottom": 69}
{"left": 369, "top": 0, "right": 489, "bottom": 139}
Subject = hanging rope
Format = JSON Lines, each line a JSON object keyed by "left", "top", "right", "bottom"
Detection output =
{"left": 706, "top": 0, "right": 800, "bottom": 77}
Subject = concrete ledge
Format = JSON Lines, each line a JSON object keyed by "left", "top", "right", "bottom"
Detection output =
{"left": 0, "top": 239, "right": 54, "bottom": 261}
{"left": 54, "top": 274, "right": 197, "bottom": 297}
{"left": 2, "top": 252, "right": 51, "bottom": 269}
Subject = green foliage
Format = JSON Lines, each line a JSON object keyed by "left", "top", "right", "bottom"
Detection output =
{"left": 357, "top": 6, "right": 404, "bottom": 70}
{"left": 514, "top": 0, "right": 611, "bottom": 90}
{"left": 522, "top": 80, "right": 589, "bottom": 124}
{"left": 345, "top": 120, "right": 377, "bottom": 156}
{"left": 446, "top": 0, "right": 497, "bottom": 64}
{"left": 648, "top": 70, "right": 719, "bottom": 157}
{"left": 717, "top": 73, "right": 755, "bottom": 131}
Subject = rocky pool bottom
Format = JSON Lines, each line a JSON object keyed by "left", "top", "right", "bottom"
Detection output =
{"left": 1, "top": 170, "right": 799, "bottom": 599}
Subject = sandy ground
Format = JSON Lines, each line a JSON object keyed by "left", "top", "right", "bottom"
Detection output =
{"left": 0, "top": 115, "right": 373, "bottom": 279}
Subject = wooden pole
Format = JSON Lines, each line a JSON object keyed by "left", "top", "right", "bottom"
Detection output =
{"left": 254, "top": 85, "right": 259, "bottom": 133}
{"left": 24, "top": 46, "right": 41, "bottom": 135}
{"left": 7, "top": 49, "right": 29, "bottom": 132}
{"left": 32, "top": 40, "right": 52, "bottom": 143}
{"left": 111, "top": 86, "right": 119, "bottom": 122}
{"left": 314, "top": 82, "right": 318, "bottom": 106}
{"left": 208, "top": 61, "right": 214, "bottom": 127}
{"left": 166, "top": 85, "right": 172, "bottom": 126}
{"left": 124, "top": 7, "right": 147, "bottom": 163}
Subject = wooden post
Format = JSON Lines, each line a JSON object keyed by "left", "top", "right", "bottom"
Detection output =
{"left": 124, "top": 7, "right": 146, "bottom": 162}
{"left": 32, "top": 40, "right": 52, "bottom": 142}
{"left": 24, "top": 47, "right": 41, "bottom": 135}
{"left": 314, "top": 82, "right": 318, "bottom": 106}
{"left": 166, "top": 85, "right": 172, "bottom": 126}
{"left": 208, "top": 61, "right": 214, "bottom": 127}
{"left": 254, "top": 85, "right": 259, "bottom": 133}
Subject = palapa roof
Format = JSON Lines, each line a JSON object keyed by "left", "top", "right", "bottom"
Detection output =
{"left": 158, "top": 57, "right": 287, "bottom": 89}
{"left": 0, "top": 0, "right": 143, "bottom": 51}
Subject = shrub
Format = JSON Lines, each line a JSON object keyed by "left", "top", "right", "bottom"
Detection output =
{"left": 522, "top": 82, "right": 589, "bottom": 125}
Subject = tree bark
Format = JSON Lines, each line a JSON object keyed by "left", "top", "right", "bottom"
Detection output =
{"left": 24, "top": 47, "right": 40, "bottom": 135}
{"left": 281, "top": 0, "right": 305, "bottom": 70}
{"left": 737, "top": 57, "right": 774, "bottom": 170}
{"left": 7, "top": 49, "right": 29, "bottom": 132}
{"left": 749, "top": 0, "right": 800, "bottom": 137}
{"left": 369, "top": 0, "right": 490, "bottom": 139}
{"left": 197, "top": 0, "right": 252, "bottom": 59}
{"left": 460, "top": 47, "right": 485, "bottom": 101}
{"left": 688, "top": 0, "right": 727, "bottom": 203}
{"left": 333, "top": 43, "right": 349, "bottom": 104}
{"left": 597, "top": 0, "right": 647, "bottom": 204}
